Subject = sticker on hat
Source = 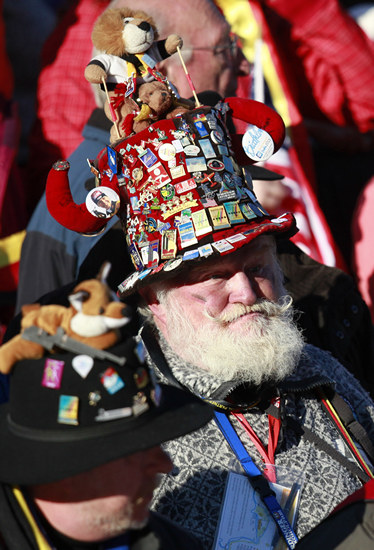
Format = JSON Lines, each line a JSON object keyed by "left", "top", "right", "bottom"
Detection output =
{"left": 86, "top": 186, "right": 120, "bottom": 219}
{"left": 242, "top": 125, "right": 274, "bottom": 162}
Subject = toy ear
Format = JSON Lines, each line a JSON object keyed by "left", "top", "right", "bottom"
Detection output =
{"left": 224, "top": 97, "right": 285, "bottom": 164}
{"left": 45, "top": 161, "right": 107, "bottom": 234}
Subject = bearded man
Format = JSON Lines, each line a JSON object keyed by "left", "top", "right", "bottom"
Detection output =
{"left": 43, "top": 98, "right": 374, "bottom": 548}
{"left": 131, "top": 230, "right": 374, "bottom": 549}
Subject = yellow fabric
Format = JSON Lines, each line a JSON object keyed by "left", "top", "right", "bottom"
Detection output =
{"left": 216, "top": 0, "right": 292, "bottom": 127}
{"left": 126, "top": 53, "right": 150, "bottom": 78}
{"left": 12, "top": 486, "right": 51, "bottom": 549}
{"left": 0, "top": 230, "right": 25, "bottom": 268}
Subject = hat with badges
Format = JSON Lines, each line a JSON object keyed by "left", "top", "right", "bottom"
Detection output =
{"left": 0, "top": 337, "right": 213, "bottom": 485}
{"left": 45, "top": 97, "right": 297, "bottom": 296}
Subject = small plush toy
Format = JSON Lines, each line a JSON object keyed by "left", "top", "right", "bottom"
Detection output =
{"left": 0, "top": 276, "right": 131, "bottom": 374}
{"left": 105, "top": 80, "right": 194, "bottom": 142}
{"left": 85, "top": 7, "right": 183, "bottom": 138}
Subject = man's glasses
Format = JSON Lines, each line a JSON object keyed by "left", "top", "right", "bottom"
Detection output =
{"left": 183, "top": 34, "right": 239, "bottom": 58}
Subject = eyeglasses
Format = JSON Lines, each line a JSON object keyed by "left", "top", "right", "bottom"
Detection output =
{"left": 183, "top": 33, "right": 239, "bottom": 58}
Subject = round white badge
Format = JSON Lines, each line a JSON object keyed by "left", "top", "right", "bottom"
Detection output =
{"left": 242, "top": 125, "right": 274, "bottom": 162}
{"left": 86, "top": 186, "right": 120, "bottom": 219}
{"left": 159, "top": 143, "right": 176, "bottom": 161}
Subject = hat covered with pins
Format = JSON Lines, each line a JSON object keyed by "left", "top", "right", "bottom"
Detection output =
{"left": 45, "top": 96, "right": 297, "bottom": 297}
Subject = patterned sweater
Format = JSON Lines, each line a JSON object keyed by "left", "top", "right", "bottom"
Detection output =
{"left": 145, "top": 334, "right": 374, "bottom": 548}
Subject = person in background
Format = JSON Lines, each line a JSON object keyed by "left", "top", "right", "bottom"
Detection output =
{"left": 0, "top": 332, "right": 213, "bottom": 549}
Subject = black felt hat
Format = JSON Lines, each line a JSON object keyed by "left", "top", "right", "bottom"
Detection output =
{"left": 0, "top": 337, "right": 213, "bottom": 485}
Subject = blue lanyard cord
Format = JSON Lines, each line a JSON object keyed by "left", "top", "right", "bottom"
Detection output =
{"left": 214, "top": 411, "right": 298, "bottom": 549}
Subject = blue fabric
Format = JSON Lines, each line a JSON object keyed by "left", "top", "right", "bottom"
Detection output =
{"left": 26, "top": 117, "right": 116, "bottom": 268}
{"left": 16, "top": 110, "right": 117, "bottom": 310}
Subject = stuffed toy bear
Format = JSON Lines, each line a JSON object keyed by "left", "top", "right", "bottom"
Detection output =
{"left": 0, "top": 278, "right": 131, "bottom": 374}
{"left": 84, "top": 7, "right": 183, "bottom": 139}
{"left": 105, "top": 80, "right": 194, "bottom": 142}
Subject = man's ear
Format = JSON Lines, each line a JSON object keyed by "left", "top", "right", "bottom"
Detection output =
{"left": 139, "top": 287, "right": 168, "bottom": 330}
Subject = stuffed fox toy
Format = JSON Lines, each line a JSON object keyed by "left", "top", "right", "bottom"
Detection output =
{"left": 0, "top": 277, "right": 131, "bottom": 374}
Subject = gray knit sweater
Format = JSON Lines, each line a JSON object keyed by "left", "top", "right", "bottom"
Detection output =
{"left": 144, "top": 332, "right": 374, "bottom": 549}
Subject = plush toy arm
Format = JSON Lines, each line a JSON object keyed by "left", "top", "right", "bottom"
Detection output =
{"left": 0, "top": 335, "right": 44, "bottom": 374}
{"left": 164, "top": 35, "right": 183, "bottom": 56}
{"left": 85, "top": 61, "right": 108, "bottom": 84}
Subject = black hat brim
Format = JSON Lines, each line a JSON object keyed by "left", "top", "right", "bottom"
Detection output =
{"left": 0, "top": 384, "right": 213, "bottom": 486}
{"left": 246, "top": 165, "right": 285, "bottom": 181}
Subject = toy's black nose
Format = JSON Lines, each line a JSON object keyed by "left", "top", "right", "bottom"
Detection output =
{"left": 138, "top": 21, "right": 151, "bottom": 32}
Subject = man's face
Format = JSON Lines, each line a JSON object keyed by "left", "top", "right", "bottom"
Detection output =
{"left": 144, "top": 236, "right": 304, "bottom": 385}
{"left": 162, "top": 22, "right": 250, "bottom": 98}
{"left": 97, "top": 195, "right": 112, "bottom": 210}
{"left": 30, "top": 446, "right": 173, "bottom": 542}
{"left": 150, "top": 236, "right": 283, "bottom": 336}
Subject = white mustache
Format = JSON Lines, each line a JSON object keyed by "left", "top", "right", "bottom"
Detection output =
{"left": 204, "top": 297, "right": 293, "bottom": 325}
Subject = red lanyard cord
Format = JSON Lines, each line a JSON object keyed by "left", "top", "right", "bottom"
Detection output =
{"left": 232, "top": 397, "right": 282, "bottom": 482}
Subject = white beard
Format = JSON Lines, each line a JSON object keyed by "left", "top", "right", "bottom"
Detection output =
{"left": 159, "top": 293, "right": 304, "bottom": 387}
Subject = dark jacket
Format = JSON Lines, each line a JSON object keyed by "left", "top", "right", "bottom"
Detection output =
{"left": 278, "top": 239, "right": 374, "bottom": 396}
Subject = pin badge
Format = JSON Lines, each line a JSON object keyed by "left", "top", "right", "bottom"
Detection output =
{"left": 58, "top": 395, "right": 79, "bottom": 425}
{"left": 42, "top": 358, "right": 64, "bottom": 389}
{"left": 72, "top": 355, "right": 94, "bottom": 379}
{"left": 95, "top": 407, "right": 132, "bottom": 421}
{"left": 134, "top": 366, "right": 149, "bottom": 388}
{"left": 212, "top": 239, "right": 235, "bottom": 253}
{"left": 194, "top": 120, "right": 209, "bottom": 138}
{"left": 88, "top": 391, "right": 102, "bottom": 406}
{"left": 86, "top": 186, "right": 120, "bottom": 219}
{"left": 242, "top": 125, "right": 274, "bottom": 161}
{"left": 178, "top": 220, "right": 198, "bottom": 249}
{"left": 199, "top": 139, "right": 216, "bottom": 159}
{"left": 208, "top": 205, "right": 231, "bottom": 230}
{"left": 101, "top": 367, "right": 125, "bottom": 395}
{"left": 159, "top": 143, "right": 176, "bottom": 161}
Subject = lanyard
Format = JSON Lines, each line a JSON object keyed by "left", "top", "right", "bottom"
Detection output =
{"left": 214, "top": 410, "right": 298, "bottom": 549}
{"left": 103, "top": 534, "right": 130, "bottom": 549}
{"left": 233, "top": 396, "right": 281, "bottom": 482}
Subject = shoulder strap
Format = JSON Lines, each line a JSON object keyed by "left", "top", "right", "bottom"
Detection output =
{"left": 329, "top": 392, "right": 374, "bottom": 464}
{"left": 286, "top": 417, "right": 370, "bottom": 483}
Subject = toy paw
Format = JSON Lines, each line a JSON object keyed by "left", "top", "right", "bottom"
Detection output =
{"left": 165, "top": 34, "right": 183, "bottom": 55}
{"left": 84, "top": 64, "right": 107, "bottom": 84}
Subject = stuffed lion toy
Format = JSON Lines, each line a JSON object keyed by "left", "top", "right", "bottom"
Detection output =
{"left": 85, "top": 8, "right": 183, "bottom": 140}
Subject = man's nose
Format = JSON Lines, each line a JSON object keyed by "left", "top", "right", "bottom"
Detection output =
{"left": 227, "top": 271, "right": 257, "bottom": 305}
{"left": 144, "top": 446, "right": 173, "bottom": 474}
